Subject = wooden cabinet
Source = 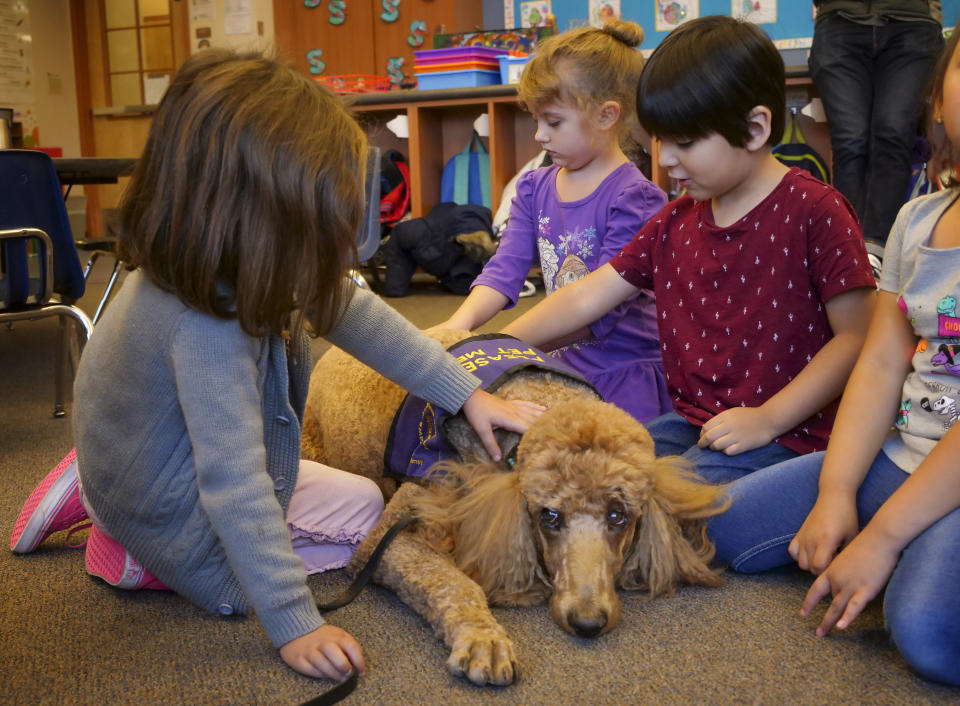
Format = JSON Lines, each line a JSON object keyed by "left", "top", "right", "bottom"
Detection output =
{"left": 272, "top": 1, "right": 482, "bottom": 86}
{"left": 352, "top": 85, "right": 543, "bottom": 219}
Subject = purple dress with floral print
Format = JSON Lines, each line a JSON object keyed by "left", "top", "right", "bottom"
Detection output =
{"left": 472, "top": 162, "right": 671, "bottom": 422}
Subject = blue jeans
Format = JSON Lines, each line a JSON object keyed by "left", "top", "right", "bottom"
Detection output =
{"left": 809, "top": 14, "right": 943, "bottom": 245}
{"left": 708, "top": 450, "right": 960, "bottom": 685}
{"left": 644, "top": 411, "right": 798, "bottom": 485}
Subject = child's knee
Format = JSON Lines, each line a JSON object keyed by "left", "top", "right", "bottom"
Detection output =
{"left": 886, "top": 600, "right": 960, "bottom": 685}
{"left": 353, "top": 475, "right": 385, "bottom": 528}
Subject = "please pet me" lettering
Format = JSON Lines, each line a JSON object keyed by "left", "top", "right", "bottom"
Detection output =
{"left": 456, "top": 346, "right": 546, "bottom": 373}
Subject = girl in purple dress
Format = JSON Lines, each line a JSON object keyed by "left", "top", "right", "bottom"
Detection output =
{"left": 429, "top": 20, "right": 671, "bottom": 423}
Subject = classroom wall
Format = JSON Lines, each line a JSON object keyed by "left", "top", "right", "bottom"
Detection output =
{"left": 0, "top": 0, "right": 275, "bottom": 160}
{"left": 12, "top": 0, "right": 960, "bottom": 164}
{"left": 1, "top": 0, "right": 83, "bottom": 157}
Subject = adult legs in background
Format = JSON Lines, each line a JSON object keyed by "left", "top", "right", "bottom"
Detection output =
{"left": 861, "top": 20, "right": 943, "bottom": 244}
{"left": 287, "top": 459, "right": 384, "bottom": 574}
{"left": 809, "top": 14, "right": 874, "bottom": 219}
{"left": 810, "top": 14, "right": 943, "bottom": 245}
{"left": 643, "top": 411, "right": 798, "bottom": 485}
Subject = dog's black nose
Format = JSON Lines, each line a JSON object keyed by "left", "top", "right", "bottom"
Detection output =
{"left": 569, "top": 610, "right": 608, "bottom": 638}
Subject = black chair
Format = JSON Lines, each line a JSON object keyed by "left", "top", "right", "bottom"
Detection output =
{"left": 0, "top": 149, "right": 96, "bottom": 417}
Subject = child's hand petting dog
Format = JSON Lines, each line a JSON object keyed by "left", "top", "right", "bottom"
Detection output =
{"left": 461, "top": 389, "right": 545, "bottom": 461}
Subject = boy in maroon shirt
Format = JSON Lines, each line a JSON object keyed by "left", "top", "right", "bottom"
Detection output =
{"left": 504, "top": 16, "right": 876, "bottom": 483}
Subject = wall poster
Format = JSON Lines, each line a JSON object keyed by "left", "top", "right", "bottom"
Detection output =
{"left": 733, "top": 0, "right": 777, "bottom": 24}
{"left": 655, "top": 1, "right": 698, "bottom": 33}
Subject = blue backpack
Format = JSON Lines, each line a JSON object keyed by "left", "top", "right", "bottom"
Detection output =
{"left": 441, "top": 130, "right": 491, "bottom": 209}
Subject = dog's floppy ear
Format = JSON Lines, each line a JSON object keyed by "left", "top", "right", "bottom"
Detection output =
{"left": 442, "top": 414, "right": 521, "bottom": 468}
{"left": 436, "top": 464, "right": 549, "bottom": 604}
{"left": 620, "top": 456, "right": 730, "bottom": 595}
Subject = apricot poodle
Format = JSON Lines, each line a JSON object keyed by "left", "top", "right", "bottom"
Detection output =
{"left": 302, "top": 331, "right": 729, "bottom": 686}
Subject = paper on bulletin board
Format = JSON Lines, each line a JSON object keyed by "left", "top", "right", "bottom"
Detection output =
{"left": 0, "top": 0, "right": 34, "bottom": 105}
{"left": 191, "top": 0, "right": 215, "bottom": 23}
{"left": 520, "top": 1, "right": 552, "bottom": 28}
{"left": 655, "top": 1, "right": 698, "bottom": 33}
{"left": 589, "top": 0, "right": 620, "bottom": 28}
{"left": 732, "top": 0, "right": 777, "bottom": 24}
{"left": 504, "top": 0, "right": 515, "bottom": 28}
{"left": 224, "top": 0, "right": 252, "bottom": 35}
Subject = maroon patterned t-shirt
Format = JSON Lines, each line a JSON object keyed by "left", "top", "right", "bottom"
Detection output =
{"left": 608, "top": 168, "right": 875, "bottom": 454}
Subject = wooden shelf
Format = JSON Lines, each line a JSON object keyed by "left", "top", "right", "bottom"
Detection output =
{"left": 351, "top": 86, "right": 540, "bottom": 218}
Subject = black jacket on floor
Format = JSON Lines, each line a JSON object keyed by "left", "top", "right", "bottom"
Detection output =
{"left": 382, "top": 202, "right": 494, "bottom": 297}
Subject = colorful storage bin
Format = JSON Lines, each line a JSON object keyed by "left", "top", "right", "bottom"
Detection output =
{"left": 416, "top": 69, "right": 502, "bottom": 91}
{"left": 498, "top": 55, "right": 530, "bottom": 84}
{"left": 414, "top": 47, "right": 508, "bottom": 90}
{"left": 414, "top": 47, "right": 508, "bottom": 65}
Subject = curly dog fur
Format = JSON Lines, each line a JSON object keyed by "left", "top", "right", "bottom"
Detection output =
{"left": 303, "top": 331, "right": 729, "bottom": 686}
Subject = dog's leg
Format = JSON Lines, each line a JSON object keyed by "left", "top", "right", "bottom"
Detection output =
{"left": 350, "top": 484, "right": 518, "bottom": 686}
{"left": 375, "top": 533, "right": 518, "bottom": 686}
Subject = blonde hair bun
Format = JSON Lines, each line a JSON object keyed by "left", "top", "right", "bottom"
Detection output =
{"left": 601, "top": 20, "right": 644, "bottom": 48}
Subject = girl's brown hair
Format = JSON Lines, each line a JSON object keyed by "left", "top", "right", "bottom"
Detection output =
{"left": 518, "top": 20, "right": 646, "bottom": 132}
{"left": 117, "top": 49, "right": 366, "bottom": 337}
{"left": 927, "top": 25, "right": 960, "bottom": 181}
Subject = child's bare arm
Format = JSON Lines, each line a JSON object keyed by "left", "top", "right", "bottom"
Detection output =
{"left": 698, "top": 286, "right": 877, "bottom": 455}
{"left": 789, "top": 290, "right": 917, "bottom": 573}
{"left": 426, "top": 285, "right": 509, "bottom": 335}
{"left": 502, "top": 263, "right": 638, "bottom": 347}
{"left": 801, "top": 422, "right": 960, "bottom": 635}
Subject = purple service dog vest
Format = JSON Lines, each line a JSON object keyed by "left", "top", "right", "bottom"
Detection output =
{"left": 384, "top": 334, "right": 590, "bottom": 480}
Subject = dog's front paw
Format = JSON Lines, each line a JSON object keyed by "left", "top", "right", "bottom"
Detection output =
{"left": 446, "top": 627, "right": 518, "bottom": 686}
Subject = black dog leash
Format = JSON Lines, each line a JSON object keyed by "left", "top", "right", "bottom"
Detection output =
{"left": 315, "top": 513, "right": 418, "bottom": 612}
{"left": 299, "top": 669, "right": 358, "bottom": 706}
{"left": 298, "top": 513, "right": 418, "bottom": 706}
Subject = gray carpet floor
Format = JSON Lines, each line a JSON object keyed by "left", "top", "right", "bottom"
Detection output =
{"left": 2, "top": 264, "right": 958, "bottom": 705}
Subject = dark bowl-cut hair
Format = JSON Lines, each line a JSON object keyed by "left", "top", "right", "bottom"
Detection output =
{"left": 637, "top": 15, "right": 785, "bottom": 147}
{"left": 116, "top": 49, "right": 367, "bottom": 338}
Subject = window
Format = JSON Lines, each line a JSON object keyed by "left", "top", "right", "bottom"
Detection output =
{"left": 103, "top": 0, "right": 174, "bottom": 106}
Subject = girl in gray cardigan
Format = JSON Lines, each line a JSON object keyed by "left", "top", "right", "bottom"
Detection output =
{"left": 10, "top": 50, "right": 541, "bottom": 682}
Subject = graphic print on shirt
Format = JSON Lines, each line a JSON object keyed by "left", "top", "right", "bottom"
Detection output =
{"left": 895, "top": 399, "right": 912, "bottom": 430}
{"left": 919, "top": 394, "right": 960, "bottom": 429}
{"left": 931, "top": 342, "right": 960, "bottom": 377}
{"left": 536, "top": 208, "right": 599, "bottom": 296}
{"left": 937, "top": 295, "right": 960, "bottom": 339}
{"left": 536, "top": 208, "right": 600, "bottom": 355}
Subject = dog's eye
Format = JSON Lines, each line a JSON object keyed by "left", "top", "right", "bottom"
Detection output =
{"left": 539, "top": 508, "right": 562, "bottom": 531}
{"left": 606, "top": 504, "right": 628, "bottom": 529}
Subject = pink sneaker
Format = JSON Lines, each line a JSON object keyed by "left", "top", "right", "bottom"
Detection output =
{"left": 10, "top": 449, "right": 89, "bottom": 554}
{"left": 85, "top": 525, "right": 167, "bottom": 591}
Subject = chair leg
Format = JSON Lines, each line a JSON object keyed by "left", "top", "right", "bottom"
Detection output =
{"left": 51, "top": 306, "right": 93, "bottom": 418}
{"left": 82, "top": 250, "right": 102, "bottom": 280}
{"left": 54, "top": 315, "right": 68, "bottom": 417}
{"left": 92, "top": 258, "right": 122, "bottom": 325}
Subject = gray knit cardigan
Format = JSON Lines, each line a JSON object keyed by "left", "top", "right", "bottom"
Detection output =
{"left": 74, "top": 271, "right": 479, "bottom": 647}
